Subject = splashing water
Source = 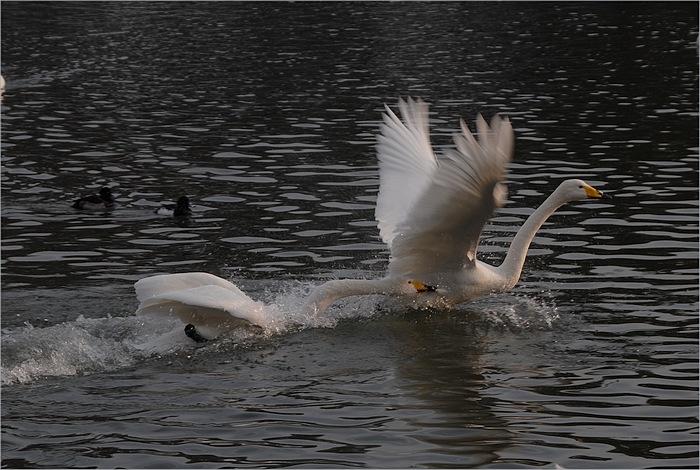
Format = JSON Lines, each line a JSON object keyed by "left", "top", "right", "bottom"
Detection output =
{"left": 474, "top": 292, "right": 560, "bottom": 331}
{"left": 1, "top": 315, "right": 171, "bottom": 385}
{"left": 1, "top": 280, "right": 558, "bottom": 385}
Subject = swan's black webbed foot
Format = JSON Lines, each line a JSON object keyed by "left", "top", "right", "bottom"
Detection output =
{"left": 184, "top": 324, "right": 208, "bottom": 343}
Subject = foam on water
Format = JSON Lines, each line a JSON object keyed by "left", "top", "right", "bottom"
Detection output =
{"left": 1, "top": 279, "right": 559, "bottom": 386}
{"left": 1, "top": 315, "right": 178, "bottom": 385}
{"left": 0, "top": 280, "right": 317, "bottom": 385}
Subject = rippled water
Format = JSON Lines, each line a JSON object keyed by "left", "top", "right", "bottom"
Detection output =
{"left": 2, "top": 2, "right": 698, "bottom": 468}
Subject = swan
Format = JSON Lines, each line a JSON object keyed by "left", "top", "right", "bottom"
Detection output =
{"left": 135, "top": 272, "right": 276, "bottom": 339}
{"left": 134, "top": 98, "right": 609, "bottom": 339}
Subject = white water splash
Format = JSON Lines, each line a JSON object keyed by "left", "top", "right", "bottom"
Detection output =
{"left": 1, "top": 315, "right": 180, "bottom": 385}
{"left": 474, "top": 292, "right": 560, "bottom": 330}
{"left": 1, "top": 281, "right": 339, "bottom": 385}
{"left": 1, "top": 282, "right": 558, "bottom": 385}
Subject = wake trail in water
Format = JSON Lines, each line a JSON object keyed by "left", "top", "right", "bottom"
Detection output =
{"left": 1, "top": 281, "right": 558, "bottom": 385}
{"left": 1, "top": 281, "right": 335, "bottom": 385}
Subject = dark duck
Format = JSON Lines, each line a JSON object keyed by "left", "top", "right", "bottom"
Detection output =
{"left": 156, "top": 196, "right": 192, "bottom": 217}
{"left": 71, "top": 187, "right": 115, "bottom": 210}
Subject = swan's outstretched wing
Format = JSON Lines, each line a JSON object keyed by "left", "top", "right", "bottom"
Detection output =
{"left": 135, "top": 272, "right": 271, "bottom": 328}
{"left": 375, "top": 97, "right": 438, "bottom": 247}
{"left": 375, "top": 98, "right": 514, "bottom": 278}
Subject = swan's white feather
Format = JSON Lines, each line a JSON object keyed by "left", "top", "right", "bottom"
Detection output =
{"left": 135, "top": 272, "right": 247, "bottom": 301}
{"left": 375, "top": 97, "right": 438, "bottom": 248}
{"left": 376, "top": 99, "right": 514, "bottom": 278}
{"left": 135, "top": 273, "right": 271, "bottom": 328}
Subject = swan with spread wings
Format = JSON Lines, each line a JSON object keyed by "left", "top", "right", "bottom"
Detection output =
{"left": 135, "top": 98, "right": 609, "bottom": 338}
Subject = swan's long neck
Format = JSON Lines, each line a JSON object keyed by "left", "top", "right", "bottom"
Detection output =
{"left": 303, "top": 278, "right": 399, "bottom": 316}
{"left": 496, "top": 189, "right": 569, "bottom": 287}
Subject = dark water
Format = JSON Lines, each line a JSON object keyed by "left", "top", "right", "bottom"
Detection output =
{"left": 1, "top": 2, "right": 698, "bottom": 468}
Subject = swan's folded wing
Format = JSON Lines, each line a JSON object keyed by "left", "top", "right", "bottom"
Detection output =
{"left": 384, "top": 113, "right": 514, "bottom": 277}
{"left": 375, "top": 98, "right": 438, "bottom": 248}
{"left": 135, "top": 272, "right": 247, "bottom": 302}
{"left": 136, "top": 282, "right": 271, "bottom": 327}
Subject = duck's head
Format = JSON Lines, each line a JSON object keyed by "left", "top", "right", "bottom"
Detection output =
{"left": 98, "top": 187, "right": 114, "bottom": 202}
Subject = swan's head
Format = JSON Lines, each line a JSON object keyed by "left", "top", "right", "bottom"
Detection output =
{"left": 559, "top": 179, "right": 610, "bottom": 202}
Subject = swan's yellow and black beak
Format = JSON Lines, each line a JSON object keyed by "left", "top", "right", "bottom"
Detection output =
{"left": 583, "top": 184, "right": 612, "bottom": 199}
{"left": 409, "top": 280, "right": 437, "bottom": 293}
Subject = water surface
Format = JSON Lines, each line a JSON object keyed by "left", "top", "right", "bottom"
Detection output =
{"left": 1, "top": 2, "right": 698, "bottom": 468}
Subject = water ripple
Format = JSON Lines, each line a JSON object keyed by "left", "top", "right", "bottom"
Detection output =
{"left": 1, "top": 1, "right": 697, "bottom": 468}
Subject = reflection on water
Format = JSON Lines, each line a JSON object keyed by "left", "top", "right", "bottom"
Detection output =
{"left": 1, "top": 1, "right": 698, "bottom": 469}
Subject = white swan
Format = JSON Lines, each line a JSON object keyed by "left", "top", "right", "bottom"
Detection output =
{"left": 135, "top": 272, "right": 275, "bottom": 339}
{"left": 135, "top": 98, "right": 609, "bottom": 339}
